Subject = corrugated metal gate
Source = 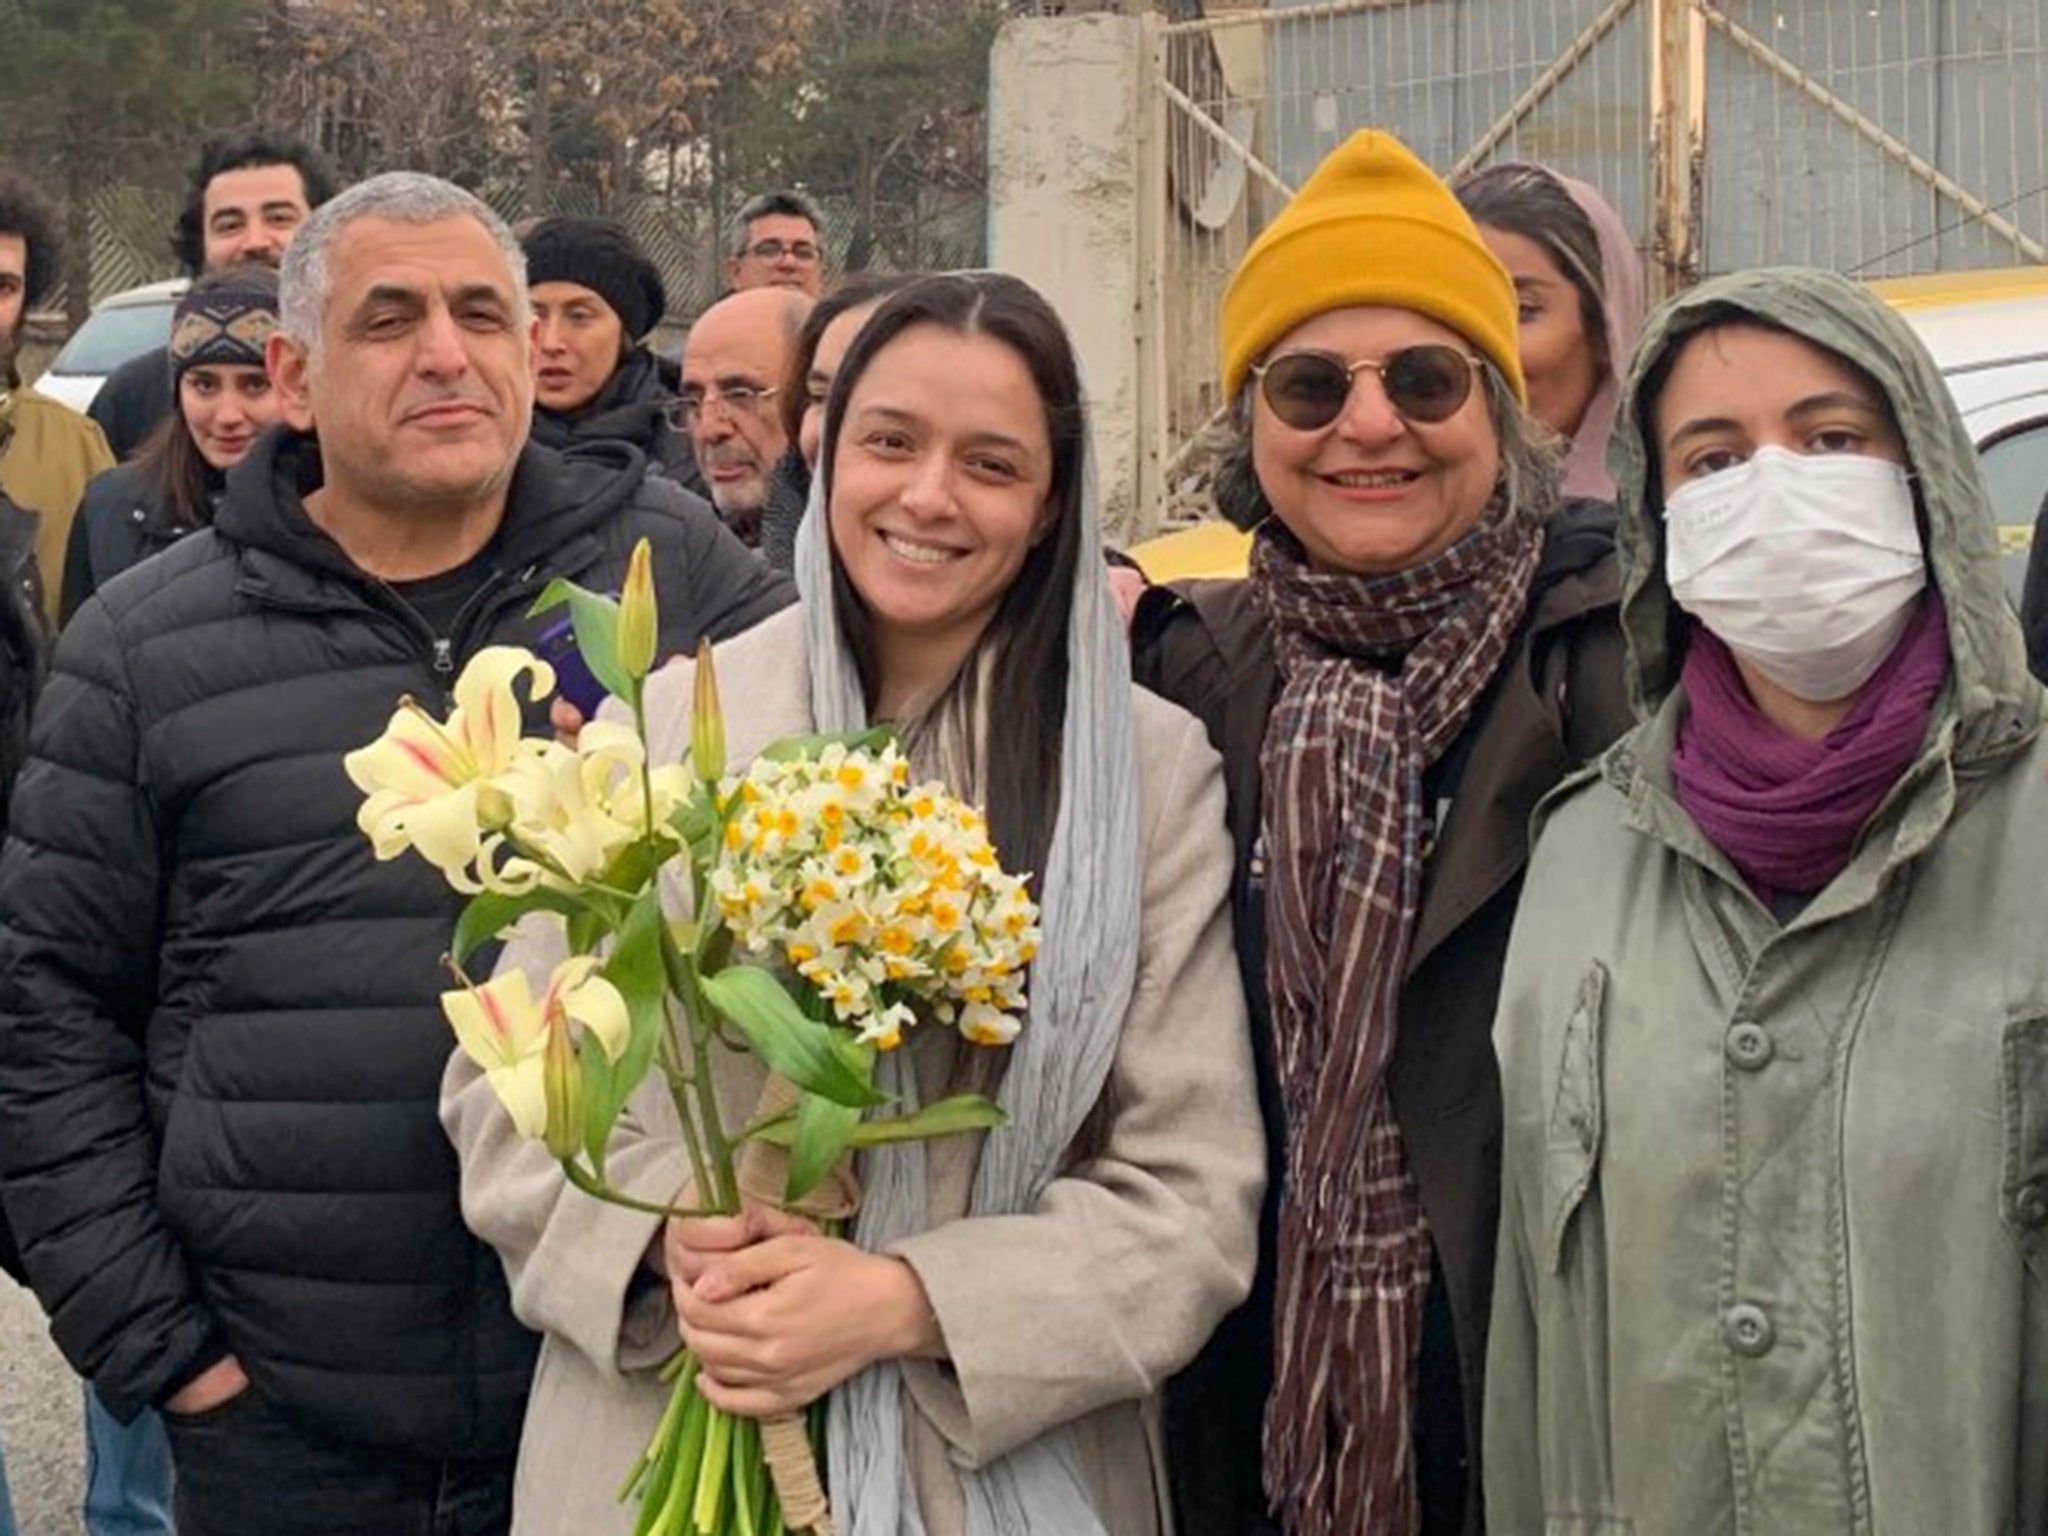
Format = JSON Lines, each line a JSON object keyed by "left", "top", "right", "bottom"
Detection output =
{"left": 1152, "top": 0, "right": 2048, "bottom": 499}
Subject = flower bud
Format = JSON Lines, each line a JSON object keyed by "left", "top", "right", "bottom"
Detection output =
{"left": 617, "top": 539, "right": 658, "bottom": 682}
{"left": 542, "top": 1018, "right": 584, "bottom": 1162}
{"left": 691, "top": 638, "right": 726, "bottom": 784}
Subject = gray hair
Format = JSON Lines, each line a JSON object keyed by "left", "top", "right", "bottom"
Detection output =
{"left": 279, "top": 171, "right": 528, "bottom": 352}
{"left": 1211, "top": 358, "right": 1564, "bottom": 537}
{"left": 725, "top": 189, "right": 824, "bottom": 258}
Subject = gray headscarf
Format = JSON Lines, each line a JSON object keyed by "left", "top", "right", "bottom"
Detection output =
{"left": 793, "top": 292, "right": 1143, "bottom": 1534}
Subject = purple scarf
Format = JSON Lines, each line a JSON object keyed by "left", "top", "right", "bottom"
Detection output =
{"left": 1672, "top": 595, "right": 1951, "bottom": 899}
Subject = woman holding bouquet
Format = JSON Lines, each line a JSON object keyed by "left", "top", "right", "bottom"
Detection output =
{"left": 1130, "top": 130, "right": 1634, "bottom": 1536}
{"left": 443, "top": 270, "right": 1267, "bottom": 1535}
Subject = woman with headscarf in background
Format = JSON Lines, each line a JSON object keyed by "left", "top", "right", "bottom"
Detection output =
{"left": 1457, "top": 162, "right": 1645, "bottom": 504}
{"left": 1135, "top": 131, "right": 1634, "bottom": 1536}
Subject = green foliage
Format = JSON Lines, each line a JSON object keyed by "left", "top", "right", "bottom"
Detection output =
{"left": 784, "top": 1093, "right": 862, "bottom": 1202}
{"left": 592, "top": 889, "right": 672, "bottom": 1173}
{"left": 0, "top": 0, "right": 261, "bottom": 163}
{"left": 699, "top": 965, "right": 886, "bottom": 1108}
{"left": 451, "top": 886, "right": 581, "bottom": 967}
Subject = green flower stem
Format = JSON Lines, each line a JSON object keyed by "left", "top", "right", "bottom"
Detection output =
{"left": 632, "top": 681, "right": 660, "bottom": 875}
{"left": 664, "top": 930, "right": 741, "bottom": 1213}
{"left": 655, "top": 1018, "right": 714, "bottom": 1218}
{"left": 729, "top": 1416, "right": 759, "bottom": 1536}
{"left": 695, "top": 1407, "right": 735, "bottom": 1532}
{"left": 561, "top": 1159, "right": 725, "bottom": 1222}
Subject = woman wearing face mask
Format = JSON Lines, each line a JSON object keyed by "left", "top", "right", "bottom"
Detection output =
{"left": 1486, "top": 269, "right": 2048, "bottom": 1535}
{"left": 60, "top": 266, "right": 283, "bottom": 623}
{"left": 755, "top": 271, "right": 918, "bottom": 573}
{"left": 445, "top": 271, "right": 1266, "bottom": 1536}
{"left": 1133, "top": 131, "right": 1633, "bottom": 1536}
{"left": 1456, "top": 163, "right": 1645, "bottom": 503}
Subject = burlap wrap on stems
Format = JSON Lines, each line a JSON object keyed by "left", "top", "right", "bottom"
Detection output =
{"left": 731, "top": 1073, "right": 861, "bottom": 1536}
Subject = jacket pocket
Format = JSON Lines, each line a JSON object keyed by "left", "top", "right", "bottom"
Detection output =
{"left": 2000, "top": 1012, "right": 2048, "bottom": 1277}
{"left": 1543, "top": 962, "right": 1607, "bottom": 1276}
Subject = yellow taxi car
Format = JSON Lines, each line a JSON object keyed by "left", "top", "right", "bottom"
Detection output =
{"left": 1132, "top": 265, "right": 2048, "bottom": 598}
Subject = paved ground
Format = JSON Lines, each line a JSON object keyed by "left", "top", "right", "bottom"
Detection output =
{"left": 1, "top": 1274, "right": 84, "bottom": 1536}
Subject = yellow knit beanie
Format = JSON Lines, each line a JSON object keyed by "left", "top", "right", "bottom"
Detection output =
{"left": 1219, "top": 129, "right": 1525, "bottom": 404}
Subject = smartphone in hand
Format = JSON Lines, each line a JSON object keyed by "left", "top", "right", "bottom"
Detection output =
{"left": 534, "top": 612, "right": 609, "bottom": 717}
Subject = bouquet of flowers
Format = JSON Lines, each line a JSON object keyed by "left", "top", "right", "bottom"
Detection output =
{"left": 344, "top": 541, "right": 1039, "bottom": 1536}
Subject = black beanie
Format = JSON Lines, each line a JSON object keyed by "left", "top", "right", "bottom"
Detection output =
{"left": 522, "top": 217, "right": 667, "bottom": 341}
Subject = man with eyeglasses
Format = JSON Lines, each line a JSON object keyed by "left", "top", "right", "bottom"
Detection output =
{"left": 723, "top": 190, "right": 826, "bottom": 298}
{"left": 679, "top": 286, "right": 813, "bottom": 546}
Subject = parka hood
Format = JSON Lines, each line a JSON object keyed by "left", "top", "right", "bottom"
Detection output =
{"left": 1609, "top": 266, "right": 2040, "bottom": 758}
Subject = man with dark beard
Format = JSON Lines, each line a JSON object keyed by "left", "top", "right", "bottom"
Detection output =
{"left": 88, "top": 130, "right": 335, "bottom": 460}
{"left": 0, "top": 170, "right": 111, "bottom": 622}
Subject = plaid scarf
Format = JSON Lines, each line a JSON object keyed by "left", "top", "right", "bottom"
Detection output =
{"left": 1253, "top": 513, "right": 1542, "bottom": 1536}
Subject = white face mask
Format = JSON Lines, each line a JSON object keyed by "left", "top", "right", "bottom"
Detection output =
{"left": 1663, "top": 445, "right": 1926, "bottom": 702}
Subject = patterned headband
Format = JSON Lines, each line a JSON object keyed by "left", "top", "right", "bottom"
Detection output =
{"left": 169, "top": 287, "right": 280, "bottom": 378}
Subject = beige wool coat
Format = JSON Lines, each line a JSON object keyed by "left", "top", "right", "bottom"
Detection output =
{"left": 442, "top": 605, "right": 1266, "bottom": 1536}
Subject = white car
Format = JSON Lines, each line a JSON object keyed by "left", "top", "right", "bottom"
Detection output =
{"left": 1866, "top": 268, "right": 2048, "bottom": 604}
{"left": 33, "top": 278, "right": 190, "bottom": 415}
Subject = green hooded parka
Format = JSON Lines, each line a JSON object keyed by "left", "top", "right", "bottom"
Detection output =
{"left": 1484, "top": 268, "right": 2048, "bottom": 1536}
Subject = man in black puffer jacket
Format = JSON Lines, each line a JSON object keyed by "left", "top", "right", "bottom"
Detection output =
{"left": 0, "top": 172, "right": 792, "bottom": 1536}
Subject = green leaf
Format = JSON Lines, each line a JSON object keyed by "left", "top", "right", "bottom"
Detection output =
{"left": 529, "top": 578, "right": 634, "bottom": 704}
{"left": 593, "top": 889, "right": 669, "bottom": 1139}
{"left": 697, "top": 966, "right": 885, "bottom": 1108}
{"left": 755, "top": 724, "right": 897, "bottom": 763}
{"left": 744, "top": 1092, "right": 1007, "bottom": 1150}
{"left": 579, "top": 1030, "right": 619, "bottom": 1177}
{"left": 848, "top": 1093, "right": 1008, "bottom": 1146}
{"left": 450, "top": 887, "right": 580, "bottom": 967}
{"left": 785, "top": 1094, "right": 861, "bottom": 1202}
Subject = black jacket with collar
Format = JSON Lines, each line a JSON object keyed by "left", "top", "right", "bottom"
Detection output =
{"left": 0, "top": 428, "right": 793, "bottom": 1451}
{"left": 529, "top": 348, "right": 706, "bottom": 499}
{"left": 1132, "top": 502, "right": 1632, "bottom": 1536}
{"left": 60, "top": 460, "right": 208, "bottom": 626}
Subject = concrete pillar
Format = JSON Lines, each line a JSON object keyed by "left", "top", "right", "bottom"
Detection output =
{"left": 987, "top": 13, "right": 1166, "bottom": 543}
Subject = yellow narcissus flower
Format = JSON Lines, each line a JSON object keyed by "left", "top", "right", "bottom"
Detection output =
{"left": 442, "top": 956, "right": 629, "bottom": 1140}
{"left": 345, "top": 647, "right": 555, "bottom": 876}
{"left": 712, "top": 744, "right": 1039, "bottom": 1048}
{"left": 959, "top": 1001, "right": 1021, "bottom": 1047}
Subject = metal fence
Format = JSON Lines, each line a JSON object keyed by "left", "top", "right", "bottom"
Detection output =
{"left": 1151, "top": 0, "right": 2048, "bottom": 497}
{"left": 65, "top": 182, "right": 985, "bottom": 323}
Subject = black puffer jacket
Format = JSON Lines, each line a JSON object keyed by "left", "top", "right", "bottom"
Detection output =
{"left": 530, "top": 348, "right": 706, "bottom": 498}
{"left": 60, "top": 460, "right": 209, "bottom": 625}
{"left": 87, "top": 345, "right": 176, "bottom": 463}
{"left": 0, "top": 429, "right": 793, "bottom": 1452}
{"left": 0, "top": 488, "right": 47, "bottom": 1286}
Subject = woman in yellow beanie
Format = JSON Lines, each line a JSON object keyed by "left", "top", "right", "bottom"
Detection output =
{"left": 1133, "top": 130, "right": 1634, "bottom": 1536}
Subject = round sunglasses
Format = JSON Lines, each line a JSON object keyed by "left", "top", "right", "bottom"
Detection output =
{"left": 1250, "top": 344, "right": 1484, "bottom": 431}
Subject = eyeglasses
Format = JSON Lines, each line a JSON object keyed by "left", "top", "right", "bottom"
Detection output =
{"left": 1250, "top": 344, "right": 1483, "bottom": 431}
{"left": 744, "top": 239, "right": 821, "bottom": 265}
{"left": 670, "top": 381, "right": 780, "bottom": 429}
